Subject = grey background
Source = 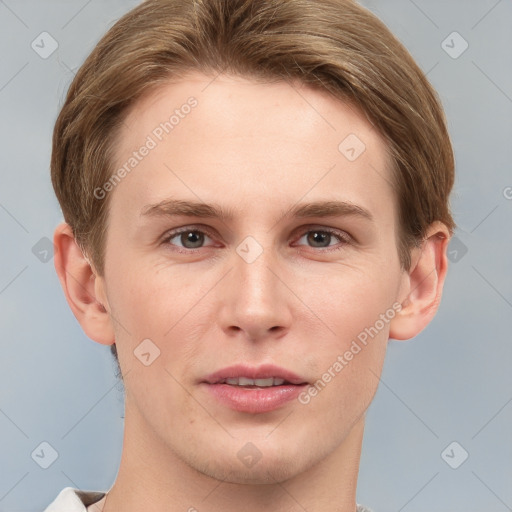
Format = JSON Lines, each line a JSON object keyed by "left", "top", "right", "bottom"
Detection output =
{"left": 0, "top": 1, "right": 511, "bottom": 511}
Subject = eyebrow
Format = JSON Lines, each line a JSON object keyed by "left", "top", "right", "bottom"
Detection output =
{"left": 140, "top": 199, "right": 373, "bottom": 223}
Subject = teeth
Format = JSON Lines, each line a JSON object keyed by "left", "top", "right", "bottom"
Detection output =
{"left": 240, "top": 377, "right": 259, "bottom": 386}
{"left": 223, "top": 377, "right": 286, "bottom": 387}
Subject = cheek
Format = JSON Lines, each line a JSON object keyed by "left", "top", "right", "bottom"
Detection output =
{"left": 296, "top": 267, "right": 398, "bottom": 409}
{"left": 106, "top": 262, "right": 212, "bottom": 392}
{"left": 309, "top": 265, "right": 399, "bottom": 345}
{"left": 106, "top": 257, "right": 199, "bottom": 336}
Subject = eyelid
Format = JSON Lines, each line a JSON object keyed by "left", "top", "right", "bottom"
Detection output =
{"left": 293, "top": 223, "right": 353, "bottom": 241}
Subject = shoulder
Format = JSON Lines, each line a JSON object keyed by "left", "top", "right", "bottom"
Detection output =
{"left": 44, "top": 487, "right": 106, "bottom": 512}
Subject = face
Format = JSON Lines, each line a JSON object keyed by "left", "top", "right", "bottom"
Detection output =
{"left": 98, "top": 72, "right": 408, "bottom": 484}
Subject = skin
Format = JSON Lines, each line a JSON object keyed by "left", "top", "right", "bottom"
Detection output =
{"left": 54, "top": 72, "right": 450, "bottom": 512}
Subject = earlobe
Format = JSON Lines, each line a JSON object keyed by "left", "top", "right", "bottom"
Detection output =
{"left": 389, "top": 221, "right": 451, "bottom": 341}
{"left": 53, "top": 222, "right": 114, "bottom": 345}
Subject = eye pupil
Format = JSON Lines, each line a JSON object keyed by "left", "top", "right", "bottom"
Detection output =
{"left": 308, "top": 231, "right": 330, "bottom": 247}
{"left": 182, "top": 231, "right": 204, "bottom": 248}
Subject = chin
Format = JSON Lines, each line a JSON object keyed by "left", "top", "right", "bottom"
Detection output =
{"left": 198, "top": 459, "right": 301, "bottom": 485}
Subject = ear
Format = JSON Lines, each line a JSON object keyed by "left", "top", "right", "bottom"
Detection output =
{"left": 53, "top": 222, "right": 114, "bottom": 345}
{"left": 389, "top": 221, "right": 451, "bottom": 340}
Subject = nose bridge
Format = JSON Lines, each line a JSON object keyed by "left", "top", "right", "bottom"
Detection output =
{"left": 235, "top": 235, "right": 279, "bottom": 304}
{"left": 221, "top": 234, "right": 292, "bottom": 339}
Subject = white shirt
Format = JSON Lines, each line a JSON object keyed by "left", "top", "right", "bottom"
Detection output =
{"left": 44, "top": 487, "right": 107, "bottom": 512}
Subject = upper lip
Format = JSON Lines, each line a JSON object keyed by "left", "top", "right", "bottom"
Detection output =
{"left": 202, "top": 364, "right": 308, "bottom": 385}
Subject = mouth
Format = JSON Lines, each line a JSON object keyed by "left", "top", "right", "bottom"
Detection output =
{"left": 200, "top": 364, "right": 309, "bottom": 413}
{"left": 202, "top": 363, "right": 308, "bottom": 385}
{"left": 215, "top": 376, "right": 296, "bottom": 387}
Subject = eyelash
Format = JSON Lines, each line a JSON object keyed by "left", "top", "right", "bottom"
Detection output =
{"left": 160, "top": 225, "right": 352, "bottom": 254}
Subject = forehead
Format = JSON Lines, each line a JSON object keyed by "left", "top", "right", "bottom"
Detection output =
{"left": 110, "top": 71, "right": 396, "bottom": 225}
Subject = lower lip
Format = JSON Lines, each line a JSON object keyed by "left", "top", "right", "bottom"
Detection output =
{"left": 202, "top": 383, "right": 306, "bottom": 413}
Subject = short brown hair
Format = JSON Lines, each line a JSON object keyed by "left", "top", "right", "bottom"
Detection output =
{"left": 51, "top": 0, "right": 455, "bottom": 276}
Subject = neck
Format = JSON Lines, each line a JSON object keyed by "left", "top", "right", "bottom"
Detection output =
{"left": 103, "top": 406, "right": 365, "bottom": 512}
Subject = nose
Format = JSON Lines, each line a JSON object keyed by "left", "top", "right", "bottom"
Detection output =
{"left": 218, "top": 242, "right": 293, "bottom": 342}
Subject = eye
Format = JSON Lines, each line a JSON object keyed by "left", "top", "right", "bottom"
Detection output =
{"left": 161, "top": 225, "right": 352, "bottom": 254}
{"left": 162, "top": 228, "right": 215, "bottom": 250}
{"left": 294, "top": 227, "right": 351, "bottom": 251}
